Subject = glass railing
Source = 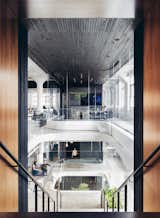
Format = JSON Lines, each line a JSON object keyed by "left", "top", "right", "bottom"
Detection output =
{"left": 28, "top": 106, "right": 114, "bottom": 121}
{"left": 43, "top": 151, "right": 103, "bottom": 162}
{"left": 28, "top": 107, "right": 134, "bottom": 131}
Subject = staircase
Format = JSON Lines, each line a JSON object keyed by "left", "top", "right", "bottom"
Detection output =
{"left": 58, "top": 190, "right": 105, "bottom": 212}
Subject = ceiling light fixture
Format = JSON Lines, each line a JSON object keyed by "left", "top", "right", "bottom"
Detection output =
{"left": 114, "top": 38, "right": 120, "bottom": 41}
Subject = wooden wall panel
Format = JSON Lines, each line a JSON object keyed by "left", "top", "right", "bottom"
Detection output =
{"left": 143, "top": 0, "right": 160, "bottom": 212}
{"left": 0, "top": 0, "right": 19, "bottom": 212}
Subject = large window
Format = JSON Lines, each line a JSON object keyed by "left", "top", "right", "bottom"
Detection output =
{"left": 130, "top": 83, "right": 134, "bottom": 109}
{"left": 42, "top": 93, "right": 50, "bottom": 107}
{"left": 28, "top": 90, "right": 37, "bottom": 108}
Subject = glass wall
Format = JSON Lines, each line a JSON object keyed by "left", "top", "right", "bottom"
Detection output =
{"left": 102, "top": 58, "right": 134, "bottom": 134}
{"left": 28, "top": 59, "right": 134, "bottom": 123}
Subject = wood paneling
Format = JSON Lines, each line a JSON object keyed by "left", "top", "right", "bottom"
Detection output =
{"left": 143, "top": 0, "right": 160, "bottom": 212}
{"left": 0, "top": 0, "right": 19, "bottom": 212}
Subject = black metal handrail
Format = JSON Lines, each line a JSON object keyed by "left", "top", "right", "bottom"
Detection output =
{"left": 111, "top": 144, "right": 160, "bottom": 212}
{"left": 0, "top": 142, "right": 56, "bottom": 212}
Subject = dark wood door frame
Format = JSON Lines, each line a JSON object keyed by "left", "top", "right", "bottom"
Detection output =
{"left": 18, "top": 21, "right": 28, "bottom": 212}
{"left": 17, "top": 19, "right": 144, "bottom": 212}
{"left": 134, "top": 20, "right": 144, "bottom": 212}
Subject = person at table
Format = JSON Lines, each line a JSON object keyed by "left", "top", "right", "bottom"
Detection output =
{"left": 31, "top": 160, "right": 43, "bottom": 176}
{"left": 41, "top": 160, "right": 50, "bottom": 176}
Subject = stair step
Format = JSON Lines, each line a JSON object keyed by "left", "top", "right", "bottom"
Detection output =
{"left": 59, "top": 208, "right": 105, "bottom": 212}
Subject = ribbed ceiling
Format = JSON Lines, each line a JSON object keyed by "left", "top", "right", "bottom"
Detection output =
{"left": 28, "top": 18, "right": 134, "bottom": 87}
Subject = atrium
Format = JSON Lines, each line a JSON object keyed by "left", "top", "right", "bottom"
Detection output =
{"left": 0, "top": 0, "right": 159, "bottom": 216}
{"left": 27, "top": 18, "right": 134, "bottom": 212}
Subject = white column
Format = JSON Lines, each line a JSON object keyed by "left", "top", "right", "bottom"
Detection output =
{"left": 124, "top": 82, "right": 128, "bottom": 113}
{"left": 66, "top": 72, "right": 69, "bottom": 119}
{"left": 113, "top": 86, "right": 116, "bottom": 113}
{"left": 39, "top": 142, "right": 44, "bottom": 164}
{"left": 50, "top": 88, "right": 53, "bottom": 108}
{"left": 88, "top": 72, "right": 90, "bottom": 119}
{"left": 116, "top": 79, "right": 119, "bottom": 117}
{"left": 37, "top": 80, "right": 44, "bottom": 112}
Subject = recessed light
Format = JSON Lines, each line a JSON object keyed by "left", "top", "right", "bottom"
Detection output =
{"left": 66, "top": 142, "right": 69, "bottom": 148}
{"left": 114, "top": 38, "right": 120, "bottom": 41}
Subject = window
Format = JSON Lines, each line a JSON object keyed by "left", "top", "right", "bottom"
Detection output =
{"left": 130, "top": 83, "right": 134, "bottom": 108}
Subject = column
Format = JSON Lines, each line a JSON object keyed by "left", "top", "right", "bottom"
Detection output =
{"left": 88, "top": 72, "right": 90, "bottom": 119}
{"left": 116, "top": 79, "right": 119, "bottom": 118}
{"left": 37, "top": 80, "right": 44, "bottom": 112}
{"left": 66, "top": 72, "right": 69, "bottom": 119}
{"left": 39, "top": 142, "right": 44, "bottom": 164}
{"left": 50, "top": 87, "right": 53, "bottom": 108}
{"left": 94, "top": 86, "right": 97, "bottom": 112}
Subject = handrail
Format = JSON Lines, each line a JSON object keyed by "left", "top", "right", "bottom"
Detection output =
{"left": 0, "top": 141, "right": 55, "bottom": 211}
{"left": 113, "top": 144, "right": 160, "bottom": 195}
{"left": 43, "top": 159, "right": 62, "bottom": 188}
{"left": 109, "top": 144, "right": 160, "bottom": 212}
{"left": 111, "top": 144, "right": 160, "bottom": 211}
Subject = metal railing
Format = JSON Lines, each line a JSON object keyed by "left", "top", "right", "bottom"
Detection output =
{"left": 0, "top": 142, "right": 56, "bottom": 212}
{"left": 110, "top": 144, "right": 160, "bottom": 212}
{"left": 1, "top": 141, "right": 159, "bottom": 212}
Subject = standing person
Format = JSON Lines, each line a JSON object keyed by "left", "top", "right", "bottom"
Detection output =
{"left": 72, "top": 148, "right": 78, "bottom": 158}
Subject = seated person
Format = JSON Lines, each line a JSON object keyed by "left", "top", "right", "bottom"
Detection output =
{"left": 41, "top": 160, "right": 50, "bottom": 176}
{"left": 31, "top": 161, "right": 43, "bottom": 176}
{"left": 72, "top": 148, "right": 78, "bottom": 158}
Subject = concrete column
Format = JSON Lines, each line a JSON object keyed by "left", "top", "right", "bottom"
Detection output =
{"left": 116, "top": 80, "right": 119, "bottom": 117}
{"left": 88, "top": 72, "right": 90, "bottom": 119}
{"left": 112, "top": 86, "right": 116, "bottom": 113}
{"left": 124, "top": 82, "right": 128, "bottom": 113}
{"left": 50, "top": 88, "right": 53, "bottom": 108}
{"left": 37, "top": 80, "right": 44, "bottom": 112}
{"left": 39, "top": 142, "right": 44, "bottom": 164}
{"left": 66, "top": 72, "right": 69, "bottom": 119}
